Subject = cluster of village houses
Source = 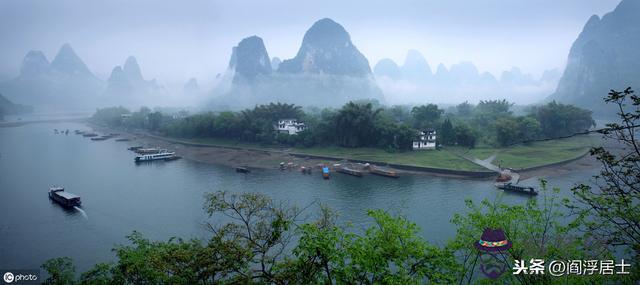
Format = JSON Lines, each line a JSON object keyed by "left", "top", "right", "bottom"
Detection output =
{"left": 275, "top": 119, "right": 436, "bottom": 150}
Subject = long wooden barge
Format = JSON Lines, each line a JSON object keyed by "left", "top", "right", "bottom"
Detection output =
{"left": 336, "top": 166, "right": 364, "bottom": 177}
{"left": 48, "top": 186, "right": 81, "bottom": 207}
{"left": 369, "top": 166, "right": 399, "bottom": 178}
{"left": 496, "top": 183, "right": 538, "bottom": 196}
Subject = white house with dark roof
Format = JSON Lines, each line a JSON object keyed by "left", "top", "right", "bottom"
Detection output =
{"left": 275, "top": 119, "right": 307, "bottom": 135}
{"left": 413, "top": 129, "right": 437, "bottom": 150}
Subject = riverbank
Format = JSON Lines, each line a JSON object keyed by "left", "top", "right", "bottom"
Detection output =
{"left": 0, "top": 117, "right": 88, "bottom": 128}
{"left": 87, "top": 124, "right": 600, "bottom": 179}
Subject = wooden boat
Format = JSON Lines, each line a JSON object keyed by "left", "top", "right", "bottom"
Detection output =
{"left": 91, "top": 136, "right": 110, "bottom": 141}
{"left": 322, "top": 166, "right": 330, "bottom": 179}
{"left": 300, "top": 166, "right": 312, "bottom": 174}
{"left": 236, "top": 166, "right": 250, "bottom": 173}
{"left": 115, "top": 138, "right": 131, "bottom": 142}
{"left": 135, "top": 151, "right": 178, "bottom": 163}
{"left": 337, "top": 166, "right": 364, "bottom": 177}
{"left": 369, "top": 166, "right": 399, "bottom": 178}
{"left": 48, "top": 186, "right": 81, "bottom": 207}
{"left": 82, "top": 133, "right": 98, "bottom": 138}
{"left": 496, "top": 183, "right": 538, "bottom": 196}
{"left": 127, "top": 146, "right": 143, "bottom": 151}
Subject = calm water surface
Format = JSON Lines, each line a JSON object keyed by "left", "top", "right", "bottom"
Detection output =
{"left": 0, "top": 122, "right": 598, "bottom": 271}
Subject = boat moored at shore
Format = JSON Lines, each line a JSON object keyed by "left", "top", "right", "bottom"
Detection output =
{"left": 48, "top": 186, "right": 81, "bottom": 207}
{"left": 369, "top": 166, "right": 399, "bottom": 178}
{"left": 322, "top": 166, "right": 330, "bottom": 179}
{"left": 336, "top": 166, "right": 364, "bottom": 177}
{"left": 134, "top": 151, "right": 179, "bottom": 163}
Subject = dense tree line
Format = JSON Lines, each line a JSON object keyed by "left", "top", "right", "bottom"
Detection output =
{"left": 92, "top": 100, "right": 595, "bottom": 150}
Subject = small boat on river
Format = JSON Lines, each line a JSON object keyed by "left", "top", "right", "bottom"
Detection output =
{"left": 337, "top": 166, "right": 364, "bottom": 177}
{"left": 322, "top": 166, "right": 330, "bottom": 179}
{"left": 48, "top": 186, "right": 81, "bottom": 207}
{"left": 369, "top": 166, "right": 399, "bottom": 178}
{"left": 83, "top": 133, "right": 98, "bottom": 138}
{"left": 134, "top": 151, "right": 179, "bottom": 163}
{"left": 496, "top": 183, "right": 538, "bottom": 196}
{"left": 128, "top": 146, "right": 143, "bottom": 151}
{"left": 91, "top": 136, "right": 110, "bottom": 141}
{"left": 115, "top": 138, "right": 131, "bottom": 142}
{"left": 236, "top": 166, "right": 250, "bottom": 173}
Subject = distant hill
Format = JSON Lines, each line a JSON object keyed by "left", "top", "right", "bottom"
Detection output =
{"left": 373, "top": 50, "right": 559, "bottom": 104}
{"left": 214, "top": 18, "right": 383, "bottom": 109}
{"left": 0, "top": 44, "right": 104, "bottom": 109}
{"left": 278, "top": 18, "right": 372, "bottom": 77}
{"left": 0, "top": 93, "right": 32, "bottom": 119}
{"left": 547, "top": 0, "right": 640, "bottom": 116}
{"left": 102, "top": 56, "right": 164, "bottom": 106}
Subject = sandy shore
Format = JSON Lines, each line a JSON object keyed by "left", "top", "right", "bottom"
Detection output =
{"left": 88, "top": 124, "right": 600, "bottom": 179}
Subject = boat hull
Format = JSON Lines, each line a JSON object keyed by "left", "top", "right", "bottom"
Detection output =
{"left": 48, "top": 192, "right": 81, "bottom": 208}
{"left": 337, "top": 167, "right": 364, "bottom": 177}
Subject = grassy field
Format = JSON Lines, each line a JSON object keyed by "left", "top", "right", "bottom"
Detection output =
{"left": 163, "top": 135, "right": 598, "bottom": 172}
{"left": 461, "top": 135, "right": 599, "bottom": 169}
{"left": 290, "top": 146, "right": 486, "bottom": 171}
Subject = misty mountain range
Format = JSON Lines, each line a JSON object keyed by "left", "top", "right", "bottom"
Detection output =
{"left": 0, "top": 0, "right": 638, "bottom": 116}
{"left": 0, "top": 44, "right": 103, "bottom": 109}
{"left": 103, "top": 56, "right": 166, "bottom": 106}
{"left": 373, "top": 50, "right": 561, "bottom": 105}
{"left": 212, "top": 18, "right": 383, "bottom": 109}
{"left": 0, "top": 44, "right": 171, "bottom": 110}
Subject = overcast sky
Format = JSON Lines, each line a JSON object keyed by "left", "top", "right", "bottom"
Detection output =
{"left": 0, "top": 0, "right": 622, "bottom": 86}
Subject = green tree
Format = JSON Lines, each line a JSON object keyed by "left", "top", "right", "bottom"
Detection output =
{"left": 530, "top": 101, "right": 595, "bottom": 138}
{"left": 440, "top": 118, "right": 455, "bottom": 146}
{"left": 334, "top": 102, "right": 382, "bottom": 147}
{"left": 91, "top": 106, "right": 130, "bottom": 127}
{"left": 41, "top": 257, "right": 76, "bottom": 285}
{"left": 411, "top": 104, "right": 443, "bottom": 129}
{"left": 454, "top": 123, "right": 477, "bottom": 148}
{"left": 570, "top": 88, "right": 640, "bottom": 279}
{"left": 495, "top": 118, "right": 519, "bottom": 147}
{"left": 515, "top": 116, "right": 542, "bottom": 143}
{"left": 455, "top": 101, "right": 474, "bottom": 117}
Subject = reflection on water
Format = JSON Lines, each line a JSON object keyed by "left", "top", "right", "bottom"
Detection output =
{"left": 0, "top": 122, "right": 599, "bottom": 272}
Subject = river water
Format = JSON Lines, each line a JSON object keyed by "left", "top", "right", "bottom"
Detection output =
{"left": 0, "top": 122, "right": 599, "bottom": 272}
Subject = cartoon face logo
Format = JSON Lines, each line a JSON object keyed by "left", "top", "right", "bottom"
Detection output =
{"left": 475, "top": 228, "right": 512, "bottom": 279}
{"left": 480, "top": 253, "right": 508, "bottom": 279}
{"left": 3, "top": 272, "right": 14, "bottom": 283}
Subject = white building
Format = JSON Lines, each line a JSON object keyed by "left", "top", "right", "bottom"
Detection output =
{"left": 275, "top": 119, "right": 307, "bottom": 135}
{"left": 413, "top": 129, "right": 437, "bottom": 150}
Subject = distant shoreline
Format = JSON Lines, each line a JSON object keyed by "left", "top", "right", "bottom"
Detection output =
{"left": 87, "top": 124, "right": 597, "bottom": 179}
{"left": 0, "top": 117, "right": 89, "bottom": 128}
